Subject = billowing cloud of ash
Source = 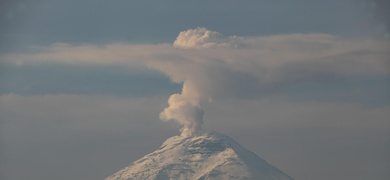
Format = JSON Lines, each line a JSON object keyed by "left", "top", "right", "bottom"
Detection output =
{"left": 155, "top": 27, "right": 390, "bottom": 137}
{"left": 159, "top": 93, "right": 204, "bottom": 137}
{"left": 2, "top": 27, "right": 389, "bottom": 137}
{"left": 156, "top": 28, "right": 247, "bottom": 137}
{"left": 160, "top": 28, "right": 236, "bottom": 136}
{"left": 173, "top": 27, "right": 241, "bottom": 49}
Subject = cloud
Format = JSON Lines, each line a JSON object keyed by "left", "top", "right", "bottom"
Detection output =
{"left": 159, "top": 93, "right": 204, "bottom": 137}
{"left": 173, "top": 27, "right": 241, "bottom": 49}
{"left": 2, "top": 27, "right": 389, "bottom": 136}
{"left": 2, "top": 29, "right": 388, "bottom": 79}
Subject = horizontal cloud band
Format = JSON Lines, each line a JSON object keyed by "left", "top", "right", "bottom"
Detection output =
{"left": 2, "top": 27, "right": 389, "bottom": 136}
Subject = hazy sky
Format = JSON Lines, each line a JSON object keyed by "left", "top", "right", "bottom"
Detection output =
{"left": 0, "top": 0, "right": 389, "bottom": 180}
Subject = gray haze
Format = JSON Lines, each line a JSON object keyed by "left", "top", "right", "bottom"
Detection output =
{"left": 0, "top": 0, "right": 389, "bottom": 180}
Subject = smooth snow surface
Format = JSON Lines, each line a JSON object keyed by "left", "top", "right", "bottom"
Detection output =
{"left": 106, "top": 132, "right": 294, "bottom": 180}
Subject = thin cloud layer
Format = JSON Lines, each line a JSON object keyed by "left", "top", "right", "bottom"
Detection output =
{"left": 3, "top": 28, "right": 388, "bottom": 78}
{"left": 2, "top": 27, "right": 389, "bottom": 136}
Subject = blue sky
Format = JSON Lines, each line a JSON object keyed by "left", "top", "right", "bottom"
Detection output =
{"left": 0, "top": 0, "right": 389, "bottom": 180}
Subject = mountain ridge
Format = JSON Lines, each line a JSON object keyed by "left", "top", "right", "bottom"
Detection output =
{"left": 106, "top": 131, "right": 294, "bottom": 180}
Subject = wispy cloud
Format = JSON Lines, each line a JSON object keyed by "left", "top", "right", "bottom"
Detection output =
{"left": 2, "top": 28, "right": 389, "bottom": 93}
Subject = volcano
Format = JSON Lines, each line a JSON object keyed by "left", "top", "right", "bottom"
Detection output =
{"left": 106, "top": 132, "right": 294, "bottom": 180}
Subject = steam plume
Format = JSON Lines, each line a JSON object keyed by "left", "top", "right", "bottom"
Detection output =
{"left": 159, "top": 28, "right": 229, "bottom": 137}
{"left": 159, "top": 91, "right": 204, "bottom": 137}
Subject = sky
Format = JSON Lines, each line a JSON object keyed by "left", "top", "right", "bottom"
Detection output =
{"left": 0, "top": 0, "right": 389, "bottom": 180}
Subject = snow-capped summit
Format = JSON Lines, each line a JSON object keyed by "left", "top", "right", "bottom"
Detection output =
{"left": 106, "top": 132, "right": 294, "bottom": 180}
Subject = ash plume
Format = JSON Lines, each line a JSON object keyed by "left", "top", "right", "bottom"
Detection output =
{"left": 154, "top": 27, "right": 390, "bottom": 137}
{"left": 5, "top": 27, "right": 388, "bottom": 137}
{"left": 159, "top": 90, "right": 204, "bottom": 137}
{"left": 158, "top": 28, "right": 237, "bottom": 137}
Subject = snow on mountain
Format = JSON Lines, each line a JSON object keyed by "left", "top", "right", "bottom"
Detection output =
{"left": 106, "top": 132, "right": 294, "bottom": 180}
